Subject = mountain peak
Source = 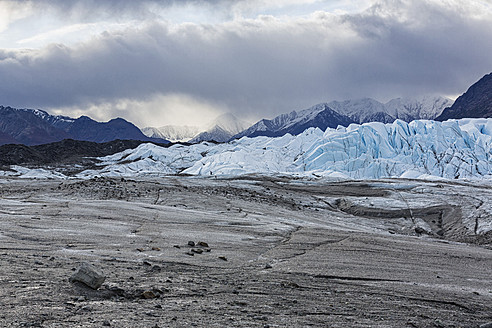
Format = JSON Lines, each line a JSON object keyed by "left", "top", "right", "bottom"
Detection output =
{"left": 232, "top": 103, "right": 355, "bottom": 140}
{"left": 190, "top": 113, "right": 251, "bottom": 143}
{"left": 385, "top": 95, "right": 452, "bottom": 121}
{"left": 142, "top": 125, "right": 200, "bottom": 143}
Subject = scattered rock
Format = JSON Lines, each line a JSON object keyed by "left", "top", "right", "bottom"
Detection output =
{"left": 218, "top": 256, "right": 228, "bottom": 261}
{"left": 188, "top": 241, "right": 195, "bottom": 247}
{"left": 264, "top": 264, "right": 272, "bottom": 269}
{"left": 173, "top": 245, "right": 181, "bottom": 249}
{"left": 105, "top": 286, "right": 127, "bottom": 298}
{"left": 191, "top": 248, "right": 203, "bottom": 254}
{"left": 102, "top": 320, "right": 111, "bottom": 326}
{"left": 185, "top": 252, "right": 195, "bottom": 256}
{"left": 151, "top": 246, "right": 161, "bottom": 251}
{"left": 143, "top": 261, "right": 152, "bottom": 266}
{"left": 69, "top": 263, "right": 106, "bottom": 290}
{"left": 197, "top": 241, "right": 209, "bottom": 247}
{"left": 141, "top": 290, "right": 158, "bottom": 299}
{"left": 77, "top": 306, "right": 92, "bottom": 313}
{"left": 281, "top": 281, "right": 300, "bottom": 288}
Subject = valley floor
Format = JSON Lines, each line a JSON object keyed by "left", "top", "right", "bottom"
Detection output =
{"left": 0, "top": 176, "right": 491, "bottom": 327}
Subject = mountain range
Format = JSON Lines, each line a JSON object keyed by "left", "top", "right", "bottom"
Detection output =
{"left": 1, "top": 72, "right": 490, "bottom": 146}
{"left": 142, "top": 125, "right": 201, "bottom": 143}
{"left": 232, "top": 96, "right": 452, "bottom": 140}
{"left": 142, "top": 113, "right": 250, "bottom": 143}
{"left": 0, "top": 107, "right": 168, "bottom": 146}
{"left": 189, "top": 113, "right": 250, "bottom": 143}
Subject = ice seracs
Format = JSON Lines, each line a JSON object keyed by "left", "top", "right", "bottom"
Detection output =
{"left": 71, "top": 118, "right": 492, "bottom": 181}
{"left": 4, "top": 117, "right": 492, "bottom": 181}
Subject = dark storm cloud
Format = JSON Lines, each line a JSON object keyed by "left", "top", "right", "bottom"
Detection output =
{"left": 0, "top": 0, "right": 491, "bottom": 119}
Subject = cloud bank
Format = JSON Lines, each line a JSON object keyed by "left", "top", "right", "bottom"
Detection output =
{"left": 0, "top": 0, "right": 491, "bottom": 127}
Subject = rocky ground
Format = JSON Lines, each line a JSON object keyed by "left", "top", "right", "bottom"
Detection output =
{"left": 0, "top": 175, "right": 491, "bottom": 327}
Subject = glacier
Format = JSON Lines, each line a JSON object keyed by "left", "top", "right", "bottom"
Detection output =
{"left": 74, "top": 118, "right": 492, "bottom": 180}
{"left": 4, "top": 118, "right": 492, "bottom": 181}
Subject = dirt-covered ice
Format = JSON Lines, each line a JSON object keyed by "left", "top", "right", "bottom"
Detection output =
{"left": 0, "top": 176, "right": 491, "bottom": 327}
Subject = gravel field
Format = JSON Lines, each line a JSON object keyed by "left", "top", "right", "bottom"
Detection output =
{"left": 0, "top": 176, "right": 491, "bottom": 327}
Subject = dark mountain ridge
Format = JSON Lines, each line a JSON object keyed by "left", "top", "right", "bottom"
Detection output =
{"left": 0, "top": 106, "right": 168, "bottom": 146}
{"left": 436, "top": 72, "right": 492, "bottom": 120}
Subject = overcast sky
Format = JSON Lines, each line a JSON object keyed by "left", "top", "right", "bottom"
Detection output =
{"left": 0, "top": 0, "right": 491, "bottom": 128}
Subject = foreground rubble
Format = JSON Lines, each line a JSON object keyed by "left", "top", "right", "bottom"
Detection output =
{"left": 0, "top": 176, "right": 491, "bottom": 327}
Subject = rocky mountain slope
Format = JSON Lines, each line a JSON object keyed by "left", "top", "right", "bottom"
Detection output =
{"left": 436, "top": 72, "right": 492, "bottom": 120}
{"left": 0, "top": 107, "right": 72, "bottom": 145}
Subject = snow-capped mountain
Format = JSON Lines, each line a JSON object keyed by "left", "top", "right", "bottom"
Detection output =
{"left": 0, "top": 106, "right": 168, "bottom": 145}
{"left": 232, "top": 103, "right": 354, "bottom": 139}
{"left": 385, "top": 96, "right": 453, "bottom": 121}
{"left": 327, "top": 98, "right": 393, "bottom": 124}
{"left": 328, "top": 96, "right": 452, "bottom": 123}
{"left": 142, "top": 125, "right": 200, "bottom": 143}
{"left": 233, "top": 96, "right": 452, "bottom": 140}
{"left": 189, "top": 113, "right": 250, "bottom": 143}
{"left": 0, "top": 106, "right": 72, "bottom": 145}
{"left": 143, "top": 113, "right": 250, "bottom": 143}
{"left": 436, "top": 72, "right": 492, "bottom": 121}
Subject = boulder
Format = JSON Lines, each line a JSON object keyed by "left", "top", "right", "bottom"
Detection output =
{"left": 69, "top": 263, "right": 106, "bottom": 290}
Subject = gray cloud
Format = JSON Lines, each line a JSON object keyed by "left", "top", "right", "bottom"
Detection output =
{"left": 20, "top": 0, "right": 245, "bottom": 21}
{"left": 0, "top": 0, "right": 491, "bottom": 124}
